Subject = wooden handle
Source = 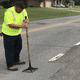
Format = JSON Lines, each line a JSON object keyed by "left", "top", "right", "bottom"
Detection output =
{"left": 25, "top": 16, "right": 31, "bottom": 63}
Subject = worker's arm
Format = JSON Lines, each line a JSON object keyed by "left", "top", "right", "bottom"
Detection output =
{"left": 5, "top": 10, "right": 29, "bottom": 29}
{"left": 8, "top": 23, "right": 28, "bottom": 28}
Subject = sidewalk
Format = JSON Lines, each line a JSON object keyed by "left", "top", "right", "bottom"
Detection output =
{"left": 50, "top": 7, "right": 80, "bottom": 12}
{"left": 69, "top": 10, "right": 80, "bottom": 12}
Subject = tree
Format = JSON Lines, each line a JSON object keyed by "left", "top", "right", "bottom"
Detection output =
{"left": 64, "top": 0, "right": 70, "bottom": 3}
{"left": 1, "top": 0, "right": 28, "bottom": 8}
{"left": 43, "top": 0, "right": 45, "bottom": 7}
{"left": 73, "top": 0, "right": 80, "bottom": 5}
{"left": 23, "top": 0, "right": 28, "bottom": 8}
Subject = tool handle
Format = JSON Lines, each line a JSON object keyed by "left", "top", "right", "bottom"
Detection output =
{"left": 25, "top": 16, "right": 31, "bottom": 65}
{"left": 25, "top": 16, "right": 27, "bottom": 19}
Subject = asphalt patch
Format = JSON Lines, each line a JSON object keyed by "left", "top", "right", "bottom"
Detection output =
{"left": 49, "top": 46, "right": 80, "bottom": 80}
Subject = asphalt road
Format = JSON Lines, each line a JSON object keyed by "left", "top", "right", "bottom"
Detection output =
{"left": 0, "top": 15, "right": 80, "bottom": 80}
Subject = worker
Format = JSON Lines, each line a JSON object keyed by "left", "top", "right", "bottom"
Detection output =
{"left": 2, "top": 1, "right": 29, "bottom": 71}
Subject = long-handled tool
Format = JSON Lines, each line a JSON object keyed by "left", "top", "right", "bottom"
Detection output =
{"left": 22, "top": 16, "right": 38, "bottom": 73}
{"left": 0, "top": 32, "right": 2, "bottom": 37}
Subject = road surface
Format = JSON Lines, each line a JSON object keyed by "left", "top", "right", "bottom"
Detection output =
{"left": 0, "top": 15, "right": 80, "bottom": 80}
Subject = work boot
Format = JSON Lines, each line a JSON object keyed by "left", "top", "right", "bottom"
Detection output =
{"left": 14, "top": 61, "right": 26, "bottom": 65}
{"left": 8, "top": 66, "right": 18, "bottom": 71}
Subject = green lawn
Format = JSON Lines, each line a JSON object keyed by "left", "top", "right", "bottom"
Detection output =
{"left": 0, "top": 6, "right": 80, "bottom": 24}
{"left": 72, "top": 6, "right": 80, "bottom": 8}
{"left": 0, "top": 6, "right": 6, "bottom": 24}
{"left": 69, "top": 6, "right": 80, "bottom": 11}
{"left": 26, "top": 7, "right": 80, "bottom": 21}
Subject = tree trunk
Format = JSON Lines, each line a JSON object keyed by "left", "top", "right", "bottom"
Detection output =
{"left": 43, "top": 0, "right": 45, "bottom": 7}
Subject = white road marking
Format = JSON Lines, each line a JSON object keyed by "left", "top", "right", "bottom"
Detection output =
{"left": 49, "top": 42, "right": 80, "bottom": 62}
{"left": 74, "top": 42, "right": 80, "bottom": 46}
{"left": 49, "top": 53, "right": 64, "bottom": 62}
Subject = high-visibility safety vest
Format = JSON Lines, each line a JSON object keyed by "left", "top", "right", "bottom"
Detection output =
{"left": 2, "top": 6, "right": 28, "bottom": 36}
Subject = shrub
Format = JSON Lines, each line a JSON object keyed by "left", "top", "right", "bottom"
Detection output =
{"left": 1, "top": 1, "right": 11, "bottom": 8}
{"left": 63, "top": 3, "right": 68, "bottom": 8}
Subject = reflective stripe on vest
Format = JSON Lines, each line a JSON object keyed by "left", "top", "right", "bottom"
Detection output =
{"left": 6, "top": 10, "right": 15, "bottom": 21}
{"left": 4, "top": 10, "right": 24, "bottom": 29}
{"left": 22, "top": 11, "right": 24, "bottom": 17}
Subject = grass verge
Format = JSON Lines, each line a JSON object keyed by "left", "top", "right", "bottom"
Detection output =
{"left": 0, "top": 6, "right": 80, "bottom": 24}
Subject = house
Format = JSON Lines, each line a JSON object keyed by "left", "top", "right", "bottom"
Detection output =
{"left": 28, "top": 0, "right": 40, "bottom": 7}
{"left": 28, "top": 0, "right": 63, "bottom": 7}
{"left": 0, "top": 0, "right": 63, "bottom": 7}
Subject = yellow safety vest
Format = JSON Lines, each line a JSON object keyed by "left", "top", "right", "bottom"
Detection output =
{"left": 2, "top": 6, "right": 28, "bottom": 36}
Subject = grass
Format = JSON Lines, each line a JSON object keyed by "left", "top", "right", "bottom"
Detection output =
{"left": 0, "top": 6, "right": 80, "bottom": 24}
{"left": 69, "top": 6, "right": 80, "bottom": 11}
{"left": 72, "top": 6, "right": 80, "bottom": 8}
{"left": 26, "top": 7, "right": 80, "bottom": 21}
{"left": 0, "top": 6, "right": 6, "bottom": 24}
